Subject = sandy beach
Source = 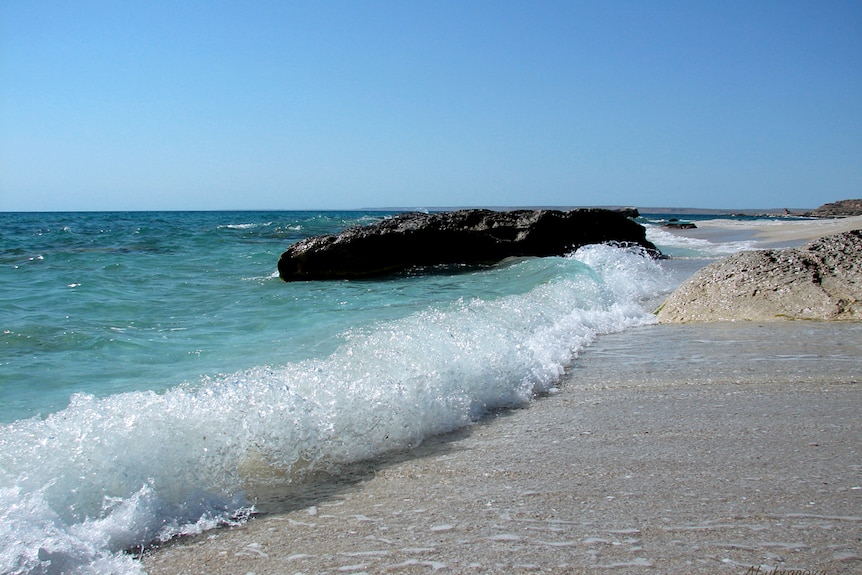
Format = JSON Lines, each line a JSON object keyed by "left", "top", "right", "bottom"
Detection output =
{"left": 673, "top": 214, "right": 862, "bottom": 248}
{"left": 143, "top": 217, "right": 862, "bottom": 575}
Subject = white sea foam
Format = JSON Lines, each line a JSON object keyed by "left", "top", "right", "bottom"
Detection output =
{"left": 0, "top": 244, "right": 671, "bottom": 575}
{"left": 218, "top": 222, "right": 273, "bottom": 230}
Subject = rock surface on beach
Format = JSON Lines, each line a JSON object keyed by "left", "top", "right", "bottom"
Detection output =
{"left": 278, "top": 208, "right": 657, "bottom": 281}
{"left": 656, "top": 230, "right": 862, "bottom": 322}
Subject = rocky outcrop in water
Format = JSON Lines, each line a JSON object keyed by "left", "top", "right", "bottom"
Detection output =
{"left": 656, "top": 230, "right": 862, "bottom": 322}
{"left": 663, "top": 220, "right": 697, "bottom": 230}
{"left": 278, "top": 208, "right": 658, "bottom": 281}
{"left": 806, "top": 199, "right": 862, "bottom": 217}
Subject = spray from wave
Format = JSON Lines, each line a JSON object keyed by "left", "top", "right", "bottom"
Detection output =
{"left": 0, "top": 244, "right": 673, "bottom": 575}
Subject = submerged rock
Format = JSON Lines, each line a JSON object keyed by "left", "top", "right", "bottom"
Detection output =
{"left": 656, "top": 229, "right": 862, "bottom": 322}
{"left": 278, "top": 208, "right": 658, "bottom": 281}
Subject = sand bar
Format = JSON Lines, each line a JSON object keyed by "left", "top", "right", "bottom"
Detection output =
{"left": 144, "top": 322, "right": 862, "bottom": 575}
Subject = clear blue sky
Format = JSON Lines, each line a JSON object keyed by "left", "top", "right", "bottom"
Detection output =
{"left": 2, "top": 1, "right": 860, "bottom": 211}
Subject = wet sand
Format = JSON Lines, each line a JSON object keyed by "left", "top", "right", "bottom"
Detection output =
{"left": 143, "top": 326, "right": 862, "bottom": 575}
{"left": 143, "top": 218, "right": 862, "bottom": 575}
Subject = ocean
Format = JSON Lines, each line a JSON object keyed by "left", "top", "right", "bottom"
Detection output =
{"left": 1, "top": 210, "right": 758, "bottom": 575}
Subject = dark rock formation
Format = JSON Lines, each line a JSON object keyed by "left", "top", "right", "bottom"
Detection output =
{"left": 806, "top": 199, "right": 862, "bottom": 218}
{"left": 656, "top": 229, "right": 862, "bottom": 322}
{"left": 279, "top": 208, "right": 659, "bottom": 281}
{"left": 614, "top": 207, "right": 640, "bottom": 219}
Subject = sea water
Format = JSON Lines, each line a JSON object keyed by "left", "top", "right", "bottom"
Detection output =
{"left": 1, "top": 210, "right": 747, "bottom": 574}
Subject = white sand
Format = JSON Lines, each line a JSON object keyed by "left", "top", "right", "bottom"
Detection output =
{"left": 143, "top": 323, "right": 862, "bottom": 575}
{"left": 689, "top": 214, "right": 862, "bottom": 247}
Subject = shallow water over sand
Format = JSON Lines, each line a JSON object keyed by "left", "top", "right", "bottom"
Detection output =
{"left": 570, "top": 321, "right": 862, "bottom": 389}
{"left": 144, "top": 319, "right": 862, "bottom": 574}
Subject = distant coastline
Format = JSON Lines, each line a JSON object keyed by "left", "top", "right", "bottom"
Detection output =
{"left": 365, "top": 200, "right": 862, "bottom": 218}
{"left": 362, "top": 205, "right": 812, "bottom": 216}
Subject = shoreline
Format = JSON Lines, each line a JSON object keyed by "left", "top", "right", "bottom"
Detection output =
{"left": 142, "top": 217, "right": 862, "bottom": 575}
{"left": 143, "top": 323, "right": 862, "bottom": 575}
{"left": 666, "top": 214, "right": 862, "bottom": 248}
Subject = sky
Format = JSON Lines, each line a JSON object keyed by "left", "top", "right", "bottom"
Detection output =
{"left": 1, "top": 1, "right": 861, "bottom": 211}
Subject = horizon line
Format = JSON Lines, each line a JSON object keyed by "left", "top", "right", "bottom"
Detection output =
{"left": 0, "top": 205, "right": 818, "bottom": 215}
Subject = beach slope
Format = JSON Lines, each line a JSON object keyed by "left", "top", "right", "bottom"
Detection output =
{"left": 144, "top": 322, "right": 862, "bottom": 575}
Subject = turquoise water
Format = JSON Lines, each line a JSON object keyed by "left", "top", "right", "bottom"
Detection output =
{"left": 3, "top": 211, "right": 416, "bottom": 421}
{"left": 0, "top": 210, "right": 711, "bottom": 574}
